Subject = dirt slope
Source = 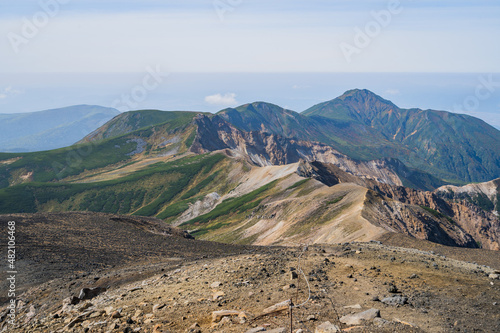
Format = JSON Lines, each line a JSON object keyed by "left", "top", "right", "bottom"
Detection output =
{"left": 3, "top": 234, "right": 499, "bottom": 332}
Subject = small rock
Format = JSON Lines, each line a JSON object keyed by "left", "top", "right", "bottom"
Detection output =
{"left": 374, "top": 317, "right": 390, "bottom": 326}
{"left": 262, "top": 300, "right": 291, "bottom": 316}
{"left": 111, "top": 310, "right": 122, "bottom": 318}
{"left": 132, "top": 309, "right": 143, "bottom": 321}
{"left": 212, "top": 310, "right": 244, "bottom": 323}
{"left": 268, "top": 328, "right": 286, "bottom": 333}
{"left": 189, "top": 322, "right": 200, "bottom": 329}
{"left": 90, "top": 310, "right": 103, "bottom": 318}
{"left": 212, "top": 290, "right": 225, "bottom": 301}
{"left": 246, "top": 327, "right": 266, "bottom": 333}
{"left": 104, "top": 306, "right": 114, "bottom": 316}
{"left": 290, "top": 271, "right": 299, "bottom": 280}
{"left": 282, "top": 284, "right": 296, "bottom": 291}
{"left": 307, "top": 314, "right": 317, "bottom": 321}
{"left": 381, "top": 295, "right": 408, "bottom": 306}
{"left": 108, "top": 322, "right": 120, "bottom": 330}
{"left": 152, "top": 304, "right": 166, "bottom": 312}
{"left": 153, "top": 324, "right": 167, "bottom": 333}
{"left": 79, "top": 302, "right": 93, "bottom": 312}
{"left": 340, "top": 308, "right": 380, "bottom": 325}
{"left": 387, "top": 284, "right": 398, "bottom": 293}
{"left": 315, "top": 321, "right": 340, "bottom": 332}
{"left": 188, "top": 322, "right": 201, "bottom": 332}
{"left": 78, "top": 287, "right": 106, "bottom": 300}
{"left": 63, "top": 296, "right": 81, "bottom": 306}
{"left": 211, "top": 281, "right": 222, "bottom": 288}
{"left": 372, "top": 296, "right": 380, "bottom": 302}
{"left": 489, "top": 273, "right": 500, "bottom": 280}
{"left": 409, "top": 274, "right": 419, "bottom": 279}
{"left": 344, "top": 304, "right": 362, "bottom": 309}
{"left": 25, "top": 305, "right": 36, "bottom": 321}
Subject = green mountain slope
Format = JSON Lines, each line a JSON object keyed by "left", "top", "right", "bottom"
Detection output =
{"left": 0, "top": 105, "right": 120, "bottom": 152}
{"left": 215, "top": 89, "right": 499, "bottom": 183}
{"left": 0, "top": 110, "right": 199, "bottom": 188}
{"left": 304, "top": 89, "right": 500, "bottom": 182}
{"left": 0, "top": 153, "right": 228, "bottom": 217}
{"left": 217, "top": 102, "right": 328, "bottom": 142}
{"left": 79, "top": 110, "right": 204, "bottom": 143}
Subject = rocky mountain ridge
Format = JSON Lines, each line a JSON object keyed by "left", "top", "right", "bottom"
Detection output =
{"left": 220, "top": 89, "right": 500, "bottom": 183}
{"left": 192, "top": 114, "right": 403, "bottom": 187}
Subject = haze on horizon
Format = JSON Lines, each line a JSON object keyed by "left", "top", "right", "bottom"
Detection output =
{"left": 0, "top": 1, "right": 499, "bottom": 126}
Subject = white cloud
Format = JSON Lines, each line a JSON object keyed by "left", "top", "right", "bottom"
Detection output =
{"left": 204, "top": 93, "right": 237, "bottom": 106}
{"left": 385, "top": 89, "right": 400, "bottom": 95}
{"left": 292, "top": 84, "right": 310, "bottom": 90}
{"left": 0, "top": 86, "right": 22, "bottom": 99}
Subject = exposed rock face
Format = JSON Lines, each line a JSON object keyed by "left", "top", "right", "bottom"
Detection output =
{"left": 192, "top": 115, "right": 403, "bottom": 186}
{"left": 294, "top": 159, "right": 488, "bottom": 248}
{"left": 361, "top": 181, "right": 500, "bottom": 250}
{"left": 173, "top": 192, "right": 221, "bottom": 227}
{"left": 189, "top": 115, "right": 500, "bottom": 249}
{"left": 362, "top": 190, "right": 477, "bottom": 248}
{"left": 297, "top": 160, "right": 340, "bottom": 187}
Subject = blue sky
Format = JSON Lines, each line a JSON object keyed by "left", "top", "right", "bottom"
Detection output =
{"left": 0, "top": 1, "right": 498, "bottom": 127}
{"left": 1, "top": 0, "right": 499, "bottom": 73}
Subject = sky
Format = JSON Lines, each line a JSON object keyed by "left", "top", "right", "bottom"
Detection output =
{"left": 0, "top": 1, "right": 499, "bottom": 127}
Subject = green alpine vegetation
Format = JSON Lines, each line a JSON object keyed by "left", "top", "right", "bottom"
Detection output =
{"left": 0, "top": 153, "right": 227, "bottom": 217}
{"left": 0, "top": 110, "right": 200, "bottom": 188}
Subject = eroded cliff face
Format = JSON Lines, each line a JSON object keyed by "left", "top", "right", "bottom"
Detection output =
{"left": 296, "top": 160, "right": 482, "bottom": 248}
{"left": 189, "top": 115, "right": 500, "bottom": 250}
{"left": 343, "top": 173, "right": 500, "bottom": 250}
{"left": 362, "top": 190, "right": 477, "bottom": 248}
{"left": 191, "top": 115, "right": 403, "bottom": 186}
{"left": 434, "top": 179, "right": 500, "bottom": 250}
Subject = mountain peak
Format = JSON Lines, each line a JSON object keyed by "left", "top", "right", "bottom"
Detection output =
{"left": 303, "top": 89, "right": 398, "bottom": 121}
{"left": 337, "top": 89, "right": 397, "bottom": 108}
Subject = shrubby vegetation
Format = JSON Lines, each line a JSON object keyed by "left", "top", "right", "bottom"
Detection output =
{"left": 0, "top": 153, "right": 226, "bottom": 217}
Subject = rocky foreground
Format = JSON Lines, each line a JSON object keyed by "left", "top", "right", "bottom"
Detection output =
{"left": 2, "top": 240, "right": 500, "bottom": 333}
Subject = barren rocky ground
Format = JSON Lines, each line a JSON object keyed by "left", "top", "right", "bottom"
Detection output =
{"left": 1, "top": 213, "right": 500, "bottom": 333}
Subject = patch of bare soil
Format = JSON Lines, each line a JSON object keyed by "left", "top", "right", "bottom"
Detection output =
{"left": 0, "top": 212, "right": 254, "bottom": 305}
{"left": 1, "top": 213, "right": 499, "bottom": 333}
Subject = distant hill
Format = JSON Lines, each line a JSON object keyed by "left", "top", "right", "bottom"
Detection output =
{"left": 0, "top": 105, "right": 120, "bottom": 152}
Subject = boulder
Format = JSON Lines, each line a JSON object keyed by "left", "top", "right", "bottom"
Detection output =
{"left": 212, "top": 310, "right": 244, "bottom": 323}
{"left": 78, "top": 287, "right": 107, "bottom": 300}
{"left": 315, "top": 321, "right": 340, "bottom": 332}
{"left": 340, "top": 308, "right": 380, "bottom": 325}
{"left": 246, "top": 327, "right": 266, "bottom": 333}
{"left": 381, "top": 295, "right": 408, "bottom": 306}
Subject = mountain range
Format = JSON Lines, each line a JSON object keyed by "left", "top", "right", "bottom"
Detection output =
{"left": 0, "top": 105, "right": 120, "bottom": 152}
{"left": 0, "top": 89, "right": 499, "bottom": 251}
{"left": 219, "top": 89, "right": 500, "bottom": 183}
